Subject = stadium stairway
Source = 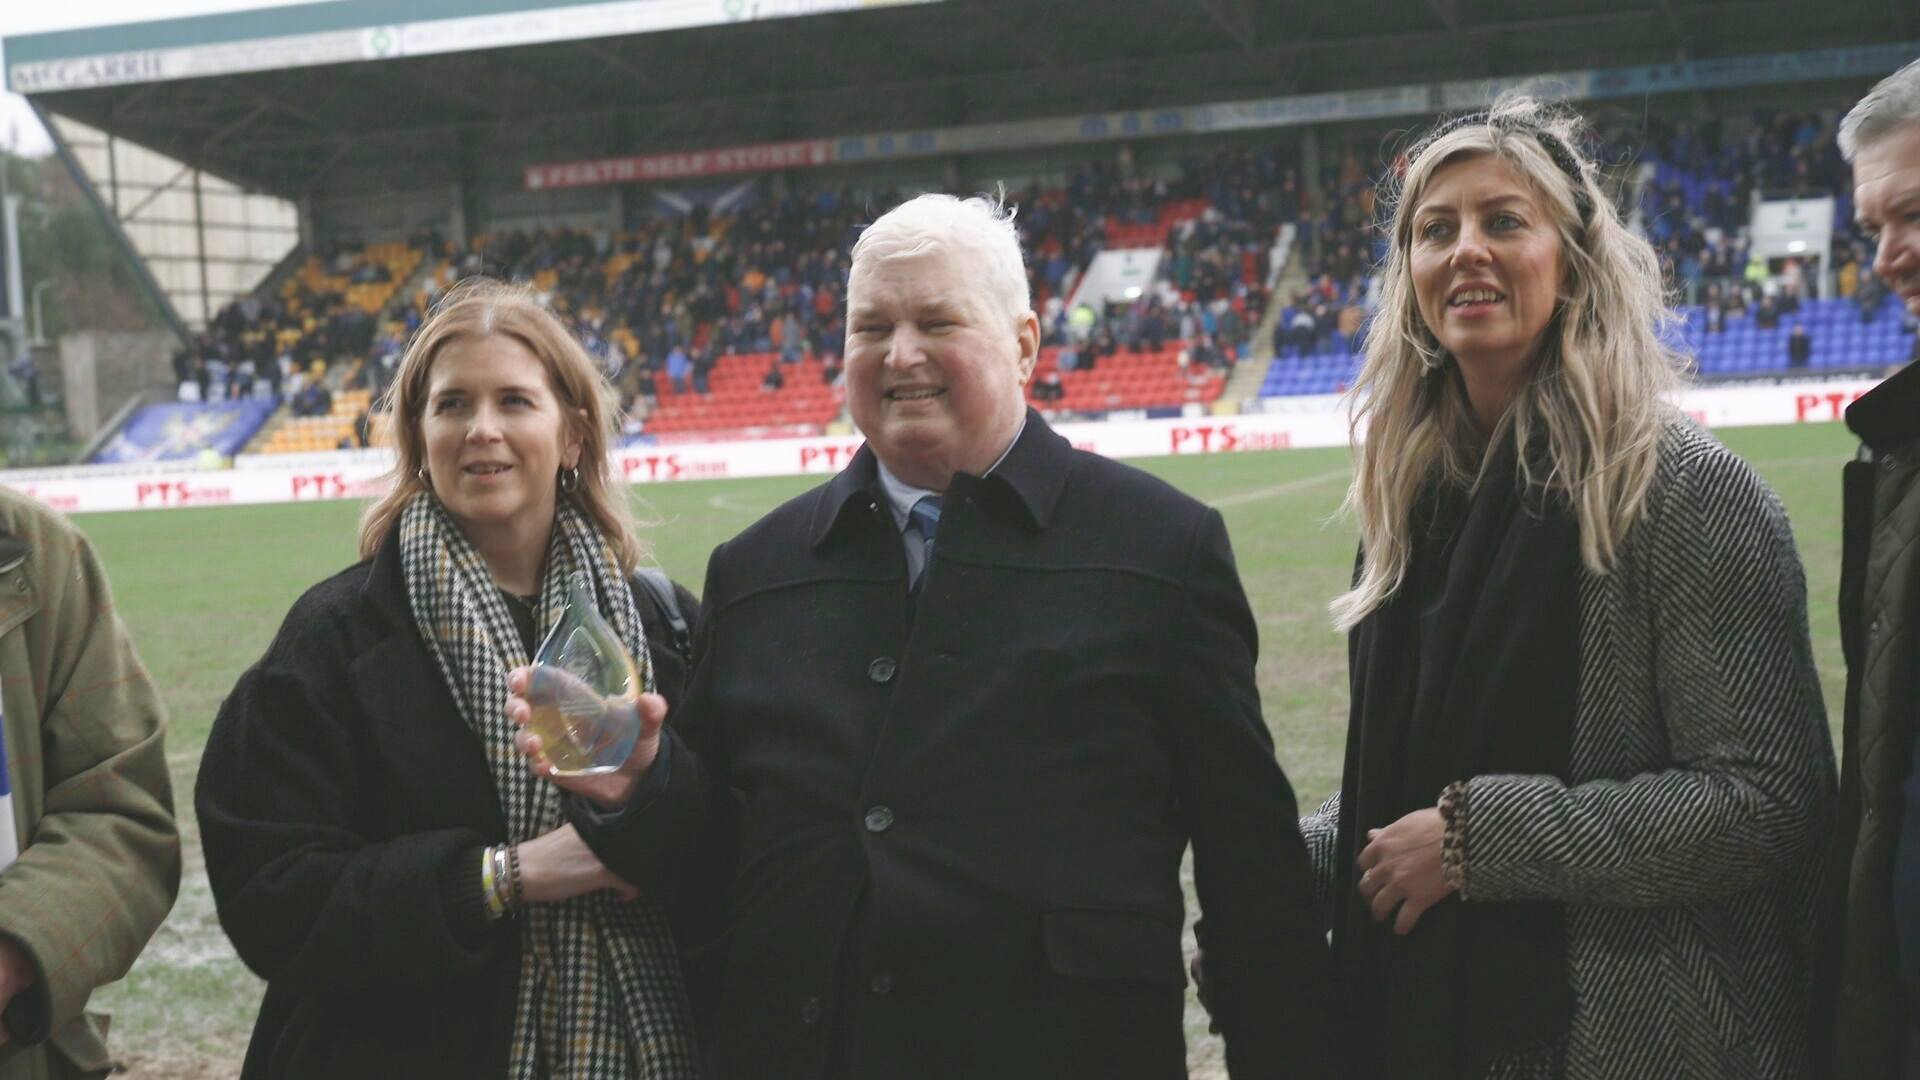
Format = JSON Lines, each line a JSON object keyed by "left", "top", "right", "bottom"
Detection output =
{"left": 251, "top": 242, "right": 315, "bottom": 310}
{"left": 391, "top": 254, "right": 443, "bottom": 322}
{"left": 1218, "top": 345, "right": 1274, "bottom": 414}
{"left": 1214, "top": 242, "right": 1308, "bottom": 414}
{"left": 1214, "top": 296, "right": 1285, "bottom": 414}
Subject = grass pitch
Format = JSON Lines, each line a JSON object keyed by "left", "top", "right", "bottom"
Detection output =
{"left": 71, "top": 419, "right": 1855, "bottom": 1077}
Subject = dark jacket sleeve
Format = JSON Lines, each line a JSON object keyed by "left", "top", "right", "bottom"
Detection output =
{"left": 196, "top": 588, "right": 503, "bottom": 994}
{"left": 1170, "top": 509, "right": 1339, "bottom": 1078}
{"left": 567, "top": 568, "right": 735, "bottom": 941}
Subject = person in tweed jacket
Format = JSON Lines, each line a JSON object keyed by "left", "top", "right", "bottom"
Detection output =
{"left": 199, "top": 281, "right": 701, "bottom": 1078}
{"left": 1297, "top": 96, "right": 1837, "bottom": 1077}
{"left": 0, "top": 490, "right": 179, "bottom": 1078}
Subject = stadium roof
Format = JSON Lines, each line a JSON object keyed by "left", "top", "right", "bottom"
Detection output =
{"left": 7, "top": 0, "right": 1917, "bottom": 199}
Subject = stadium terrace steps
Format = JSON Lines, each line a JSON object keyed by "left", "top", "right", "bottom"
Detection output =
{"left": 1255, "top": 295, "right": 1918, "bottom": 400}
{"left": 239, "top": 245, "right": 433, "bottom": 455}
{"left": 1103, "top": 198, "right": 1210, "bottom": 250}
{"left": 283, "top": 242, "right": 423, "bottom": 324}
{"left": 255, "top": 388, "right": 374, "bottom": 454}
{"left": 1026, "top": 342, "right": 1226, "bottom": 416}
{"left": 1217, "top": 243, "right": 1301, "bottom": 413}
{"left": 1221, "top": 352, "right": 1275, "bottom": 411}
{"left": 645, "top": 353, "right": 843, "bottom": 436}
{"left": 1677, "top": 295, "right": 1915, "bottom": 375}
{"left": 646, "top": 341, "right": 1231, "bottom": 437}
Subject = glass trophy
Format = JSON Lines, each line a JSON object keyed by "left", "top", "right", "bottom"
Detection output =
{"left": 524, "top": 571, "right": 643, "bottom": 776}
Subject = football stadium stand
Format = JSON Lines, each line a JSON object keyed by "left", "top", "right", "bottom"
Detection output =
{"left": 8, "top": 1, "right": 1914, "bottom": 465}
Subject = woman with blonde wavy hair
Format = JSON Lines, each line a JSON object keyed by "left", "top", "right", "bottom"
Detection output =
{"left": 198, "top": 278, "right": 703, "bottom": 1078}
{"left": 1296, "top": 97, "right": 1836, "bottom": 1077}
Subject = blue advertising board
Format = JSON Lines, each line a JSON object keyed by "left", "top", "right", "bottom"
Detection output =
{"left": 91, "top": 401, "right": 276, "bottom": 464}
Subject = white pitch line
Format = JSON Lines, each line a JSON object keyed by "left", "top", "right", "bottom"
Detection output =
{"left": 1746, "top": 455, "right": 1852, "bottom": 469}
{"left": 1207, "top": 470, "right": 1347, "bottom": 509}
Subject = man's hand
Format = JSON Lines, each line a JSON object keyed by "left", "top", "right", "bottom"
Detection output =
{"left": 0, "top": 937, "right": 37, "bottom": 1047}
{"left": 516, "top": 823, "right": 642, "bottom": 905}
{"left": 1355, "top": 807, "right": 1454, "bottom": 935}
{"left": 507, "top": 666, "right": 668, "bottom": 811}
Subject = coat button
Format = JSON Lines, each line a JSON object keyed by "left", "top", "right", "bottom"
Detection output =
{"left": 867, "top": 657, "right": 897, "bottom": 684}
{"left": 870, "top": 973, "right": 893, "bottom": 995}
{"left": 864, "top": 805, "right": 895, "bottom": 833}
{"left": 800, "top": 996, "right": 823, "bottom": 1025}
{"left": 11, "top": 577, "right": 23, "bottom": 593}
{"left": 1870, "top": 615, "right": 1884, "bottom": 637}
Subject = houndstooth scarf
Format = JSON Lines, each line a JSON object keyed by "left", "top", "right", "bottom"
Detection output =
{"left": 398, "top": 493, "right": 699, "bottom": 1080}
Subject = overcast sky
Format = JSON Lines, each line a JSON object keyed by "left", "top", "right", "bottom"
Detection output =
{"left": 0, "top": 0, "right": 317, "bottom": 157}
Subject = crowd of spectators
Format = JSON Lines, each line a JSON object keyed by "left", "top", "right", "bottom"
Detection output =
{"left": 1630, "top": 107, "right": 1896, "bottom": 314}
{"left": 353, "top": 148, "right": 1300, "bottom": 426}
{"left": 177, "top": 99, "right": 1920, "bottom": 442}
{"left": 1031, "top": 147, "right": 1299, "bottom": 378}
{"left": 172, "top": 292, "right": 376, "bottom": 405}
{"left": 1264, "top": 104, "right": 1913, "bottom": 367}
{"left": 1628, "top": 106, "right": 1918, "bottom": 381}
{"left": 171, "top": 240, "right": 394, "bottom": 404}
{"left": 1241, "top": 145, "right": 1382, "bottom": 361}
{"left": 411, "top": 198, "right": 865, "bottom": 417}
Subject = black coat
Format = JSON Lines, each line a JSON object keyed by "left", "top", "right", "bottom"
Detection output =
{"left": 196, "top": 526, "right": 699, "bottom": 1078}
{"left": 1826, "top": 360, "right": 1920, "bottom": 1077}
{"left": 593, "top": 413, "right": 1335, "bottom": 1079}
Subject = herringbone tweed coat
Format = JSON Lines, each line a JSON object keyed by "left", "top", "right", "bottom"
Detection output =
{"left": 1301, "top": 417, "right": 1837, "bottom": 1079}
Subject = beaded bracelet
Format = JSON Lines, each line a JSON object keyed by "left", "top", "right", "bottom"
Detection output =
{"left": 1443, "top": 780, "right": 1466, "bottom": 891}
{"left": 507, "top": 842, "right": 525, "bottom": 910}
{"left": 1437, "top": 781, "right": 1470, "bottom": 897}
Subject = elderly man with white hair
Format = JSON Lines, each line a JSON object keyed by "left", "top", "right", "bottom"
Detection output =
{"left": 559, "top": 192, "right": 1336, "bottom": 1079}
{"left": 1827, "top": 54, "right": 1920, "bottom": 1080}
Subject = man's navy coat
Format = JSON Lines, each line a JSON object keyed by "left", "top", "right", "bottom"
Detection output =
{"left": 602, "top": 412, "right": 1335, "bottom": 1079}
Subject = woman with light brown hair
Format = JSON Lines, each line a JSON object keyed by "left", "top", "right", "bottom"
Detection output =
{"left": 198, "top": 278, "right": 702, "bottom": 1078}
{"left": 1295, "top": 96, "right": 1836, "bottom": 1077}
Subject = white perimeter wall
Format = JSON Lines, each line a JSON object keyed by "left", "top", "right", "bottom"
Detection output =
{"left": 1, "top": 377, "right": 1881, "bottom": 516}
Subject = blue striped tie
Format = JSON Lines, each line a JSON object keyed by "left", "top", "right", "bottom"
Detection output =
{"left": 908, "top": 495, "right": 943, "bottom": 592}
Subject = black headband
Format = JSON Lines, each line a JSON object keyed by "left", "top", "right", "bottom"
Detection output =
{"left": 1415, "top": 110, "right": 1596, "bottom": 225}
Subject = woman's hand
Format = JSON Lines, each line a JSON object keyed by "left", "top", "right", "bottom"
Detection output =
{"left": 507, "top": 666, "right": 668, "bottom": 811}
{"left": 1355, "top": 807, "right": 1454, "bottom": 935}
{"left": 516, "top": 822, "right": 640, "bottom": 905}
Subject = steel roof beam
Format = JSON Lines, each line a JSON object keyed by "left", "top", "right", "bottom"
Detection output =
{"left": 1197, "top": 0, "right": 1257, "bottom": 50}
{"left": 30, "top": 99, "right": 190, "bottom": 343}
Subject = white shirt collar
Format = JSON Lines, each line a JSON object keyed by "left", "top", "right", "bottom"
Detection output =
{"left": 873, "top": 414, "right": 1026, "bottom": 532}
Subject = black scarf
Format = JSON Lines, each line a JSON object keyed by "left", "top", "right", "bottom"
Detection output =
{"left": 1335, "top": 431, "right": 1580, "bottom": 1076}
